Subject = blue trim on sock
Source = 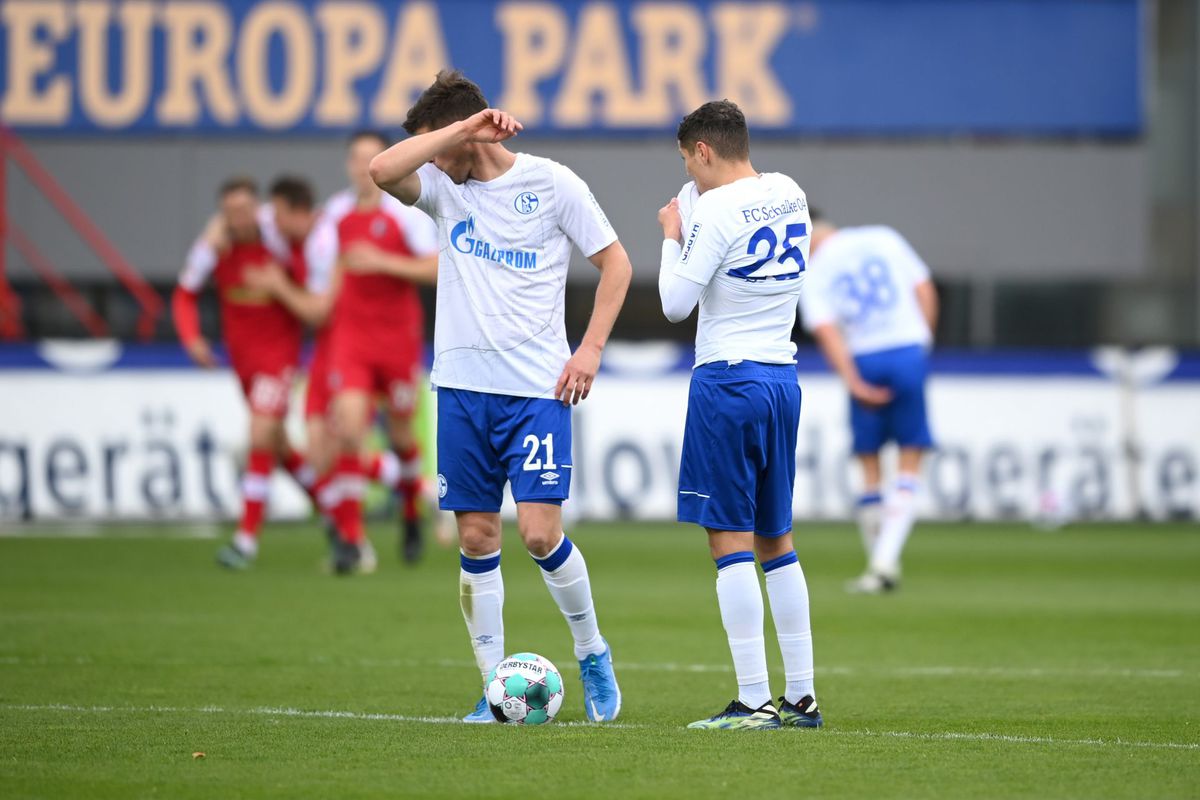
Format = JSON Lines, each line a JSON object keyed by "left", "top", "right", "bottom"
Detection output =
{"left": 714, "top": 551, "right": 755, "bottom": 571}
{"left": 857, "top": 492, "right": 883, "bottom": 506}
{"left": 460, "top": 552, "right": 501, "bottom": 574}
{"left": 761, "top": 551, "right": 799, "bottom": 573}
{"left": 895, "top": 478, "right": 920, "bottom": 492}
{"left": 533, "top": 536, "right": 574, "bottom": 572}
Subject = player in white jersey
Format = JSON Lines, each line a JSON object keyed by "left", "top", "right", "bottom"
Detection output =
{"left": 367, "top": 71, "right": 631, "bottom": 722}
{"left": 658, "top": 100, "right": 822, "bottom": 730}
{"left": 800, "top": 213, "right": 939, "bottom": 593}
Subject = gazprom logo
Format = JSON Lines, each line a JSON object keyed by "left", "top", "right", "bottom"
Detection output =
{"left": 450, "top": 214, "right": 539, "bottom": 271}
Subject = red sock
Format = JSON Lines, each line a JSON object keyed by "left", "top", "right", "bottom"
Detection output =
{"left": 238, "top": 450, "right": 275, "bottom": 537}
{"left": 280, "top": 449, "right": 318, "bottom": 501}
{"left": 363, "top": 453, "right": 384, "bottom": 482}
{"left": 332, "top": 453, "right": 365, "bottom": 545}
{"left": 397, "top": 445, "right": 421, "bottom": 522}
{"left": 312, "top": 471, "right": 336, "bottom": 519}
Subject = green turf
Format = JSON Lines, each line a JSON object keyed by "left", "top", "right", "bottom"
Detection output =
{"left": 1, "top": 520, "right": 1197, "bottom": 799}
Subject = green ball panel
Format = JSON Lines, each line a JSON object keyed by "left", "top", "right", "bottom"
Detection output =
{"left": 524, "top": 681, "right": 549, "bottom": 709}
{"left": 545, "top": 670, "right": 562, "bottom": 694}
{"left": 524, "top": 708, "right": 549, "bottom": 725}
{"left": 504, "top": 673, "right": 529, "bottom": 697}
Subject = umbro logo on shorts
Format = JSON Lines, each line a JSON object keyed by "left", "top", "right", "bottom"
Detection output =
{"left": 539, "top": 471, "right": 559, "bottom": 486}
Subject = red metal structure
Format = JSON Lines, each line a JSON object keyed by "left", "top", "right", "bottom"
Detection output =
{"left": 0, "top": 126, "right": 162, "bottom": 340}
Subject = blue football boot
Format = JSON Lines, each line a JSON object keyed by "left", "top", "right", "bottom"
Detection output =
{"left": 462, "top": 694, "right": 495, "bottom": 724}
{"left": 578, "top": 638, "right": 622, "bottom": 722}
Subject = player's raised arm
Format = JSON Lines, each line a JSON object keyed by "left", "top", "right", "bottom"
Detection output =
{"left": 657, "top": 198, "right": 715, "bottom": 323}
{"left": 369, "top": 109, "right": 523, "bottom": 205}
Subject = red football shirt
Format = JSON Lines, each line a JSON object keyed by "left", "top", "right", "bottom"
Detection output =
{"left": 214, "top": 241, "right": 303, "bottom": 368}
{"left": 334, "top": 206, "right": 424, "bottom": 341}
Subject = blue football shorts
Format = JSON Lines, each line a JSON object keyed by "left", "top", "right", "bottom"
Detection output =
{"left": 850, "top": 344, "right": 935, "bottom": 454}
{"left": 677, "top": 361, "right": 801, "bottom": 537}
{"left": 436, "top": 387, "right": 572, "bottom": 512}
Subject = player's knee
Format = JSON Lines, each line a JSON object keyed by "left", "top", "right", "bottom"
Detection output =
{"left": 458, "top": 516, "right": 501, "bottom": 555}
{"left": 248, "top": 415, "right": 279, "bottom": 451}
{"left": 754, "top": 533, "right": 794, "bottom": 562}
{"left": 519, "top": 526, "right": 561, "bottom": 559}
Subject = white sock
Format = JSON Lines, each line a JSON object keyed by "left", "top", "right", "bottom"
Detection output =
{"left": 377, "top": 451, "right": 402, "bottom": 488}
{"left": 715, "top": 553, "right": 771, "bottom": 709}
{"left": 233, "top": 530, "right": 258, "bottom": 557}
{"left": 532, "top": 535, "right": 604, "bottom": 660}
{"left": 763, "top": 552, "right": 815, "bottom": 703}
{"left": 871, "top": 475, "right": 920, "bottom": 577}
{"left": 459, "top": 549, "right": 505, "bottom": 685}
{"left": 856, "top": 491, "right": 883, "bottom": 559}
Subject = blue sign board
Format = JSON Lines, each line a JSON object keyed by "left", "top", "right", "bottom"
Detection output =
{"left": 0, "top": 0, "right": 1143, "bottom": 135}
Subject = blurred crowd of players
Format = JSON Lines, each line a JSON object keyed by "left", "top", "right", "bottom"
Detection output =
{"left": 172, "top": 131, "right": 439, "bottom": 574}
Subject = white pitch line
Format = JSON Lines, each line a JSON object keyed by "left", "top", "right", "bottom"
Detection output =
{"left": 1, "top": 703, "right": 1196, "bottom": 751}
{"left": 0, "top": 703, "right": 635, "bottom": 729}
{"left": 826, "top": 728, "right": 1200, "bottom": 752}
{"left": 4, "top": 654, "right": 1192, "bottom": 681}
{"left": 311, "top": 656, "right": 1191, "bottom": 682}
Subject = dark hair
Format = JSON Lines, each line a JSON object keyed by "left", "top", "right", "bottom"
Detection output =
{"left": 218, "top": 175, "right": 258, "bottom": 199}
{"left": 348, "top": 129, "right": 390, "bottom": 150}
{"left": 676, "top": 100, "right": 750, "bottom": 160}
{"left": 269, "top": 175, "right": 316, "bottom": 211}
{"left": 402, "top": 70, "right": 488, "bottom": 135}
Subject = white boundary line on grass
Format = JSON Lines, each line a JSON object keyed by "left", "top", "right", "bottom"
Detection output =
{"left": 2, "top": 703, "right": 1197, "bottom": 751}
{"left": 1, "top": 653, "right": 1192, "bottom": 681}
{"left": 317, "top": 656, "right": 1193, "bottom": 682}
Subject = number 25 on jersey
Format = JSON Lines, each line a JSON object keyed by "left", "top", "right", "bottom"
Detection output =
{"left": 730, "top": 223, "right": 808, "bottom": 281}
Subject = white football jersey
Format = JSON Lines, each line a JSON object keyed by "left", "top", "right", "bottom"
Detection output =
{"left": 671, "top": 173, "right": 811, "bottom": 366}
{"left": 799, "top": 226, "right": 932, "bottom": 355}
{"left": 413, "top": 154, "right": 617, "bottom": 398}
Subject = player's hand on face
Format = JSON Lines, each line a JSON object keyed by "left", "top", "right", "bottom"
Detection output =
{"left": 850, "top": 380, "right": 892, "bottom": 408}
{"left": 555, "top": 344, "right": 602, "bottom": 406}
{"left": 185, "top": 337, "right": 218, "bottom": 369}
{"left": 658, "top": 198, "right": 683, "bottom": 243}
{"left": 243, "top": 263, "right": 286, "bottom": 295}
{"left": 463, "top": 109, "right": 523, "bottom": 143}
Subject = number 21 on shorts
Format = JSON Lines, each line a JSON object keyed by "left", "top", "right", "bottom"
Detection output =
{"left": 523, "top": 434, "right": 557, "bottom": 471}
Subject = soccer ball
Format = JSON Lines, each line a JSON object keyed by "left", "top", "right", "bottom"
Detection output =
{"left": 485, "top": 653, "right": 564, "bottom": 725}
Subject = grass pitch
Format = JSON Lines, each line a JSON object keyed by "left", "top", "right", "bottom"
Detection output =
{"left": 0, "top": 519, "right": 1197, "bottom": 799}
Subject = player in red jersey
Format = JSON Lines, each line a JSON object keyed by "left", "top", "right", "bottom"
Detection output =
{"left": 324, "top": 131, "right": 438, "bottom": 573}
{"left": 173, "top": 177, "right": 308, "bottom": 569}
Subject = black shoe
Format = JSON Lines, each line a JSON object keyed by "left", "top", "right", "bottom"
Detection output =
{"left": 333, "top": 540, "right": 361, "bottom": 575}
{"left": 401, "top": 517, "right": 424, "bottom": 564}
{"left": 778, "top": 695, "right": 824, "bottom": 728}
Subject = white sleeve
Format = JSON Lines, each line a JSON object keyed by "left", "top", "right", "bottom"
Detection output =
{"left": 675, "top": 181, "right": 699, "bottom": 226}
{"left": 303, "top": 219, "right": 339, "bottom": 294}
{"left": 659, "top": 239, "right": 705, "bottom": 323}
{"left": 321, "top": 190, "right": 356, "bottom": 227}
{"left": 888, "top": 228, "right": 930, "bottom": 285}
{"left": 257, "top": 204, "right": 291, "bottom": 264}
{"left": 413, "top": 162, "right": 450, "bottom": 219}
{"left": 383, "top": 196, "right": 439, "bottom": 257}
{"left": 554, "top": 164, "right": 618, "bottom": 258}
{"left": 179, "top": 238, "right": 217, "bottom": 292}
{"left": 671, "top": 197, "right": 729, "bottom": 287}
{"left": 798, "top": 256, "right": 836, "bottom": 330}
